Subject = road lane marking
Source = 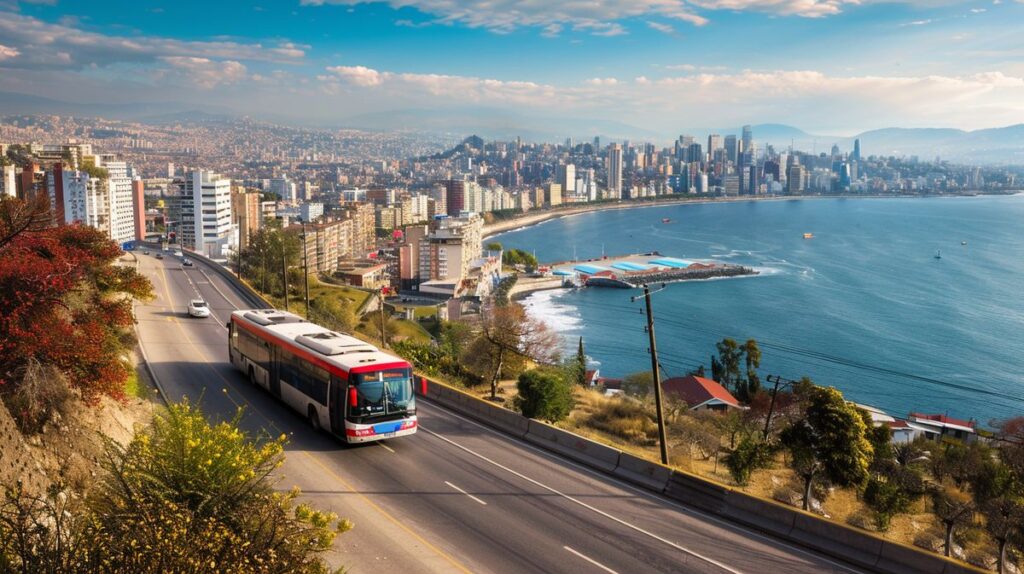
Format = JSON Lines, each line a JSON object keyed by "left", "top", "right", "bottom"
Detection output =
{"left": 144, "top": 258, "right": 476, "bottom": 574}
{"left": 420, "top": 401, "right": 862, "bottom": 574}
{"left": 444, "top": 481, "right": 487, "bottom": 506}
{"left": 378, "top": 442, "right": 396, "bottom": 453}
{"left": 564, "top": 546, "right": 619, "bottom": 574}
{"left": 420, "top": 426, "right": 743, "bottom": 574}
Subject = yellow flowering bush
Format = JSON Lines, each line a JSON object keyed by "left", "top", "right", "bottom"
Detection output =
{"left": 1, "top": 400, "right": 351, "bottom": 573}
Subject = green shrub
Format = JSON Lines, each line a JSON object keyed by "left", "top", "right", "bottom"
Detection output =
{"left": 514, "top": 369, "right": 574, "bottom": 422}
{"left": 724, "top": 437, "right": 774, "bottom": 486}
{"left": 864, "top": 475, "right": 912, "bottom": 531}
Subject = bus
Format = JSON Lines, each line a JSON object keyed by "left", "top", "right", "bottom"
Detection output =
{"left": 227, "top": 308, "right": 419, "bottom": 443}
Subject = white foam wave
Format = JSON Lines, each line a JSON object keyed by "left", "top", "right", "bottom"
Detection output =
{"left": 521, "top": 289, "right": 584, "bottom": 335}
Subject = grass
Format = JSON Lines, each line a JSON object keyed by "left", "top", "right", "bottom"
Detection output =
{"left": 125, "top": 367, "right": 149, "bottom": 400}
{"left": 388, "top": 303, "right": 439, "bottom": 319}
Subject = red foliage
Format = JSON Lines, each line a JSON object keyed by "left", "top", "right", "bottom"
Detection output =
{"left": 0, "top": 217, "right": 152, "bottom": 402}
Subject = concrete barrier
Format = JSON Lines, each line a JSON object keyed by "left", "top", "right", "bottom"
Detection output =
{"left": 876, "top": 540, "right": 977, "bottom": 574}
{"left": 524, "top": 420, "right": 622, "bottom": 472}
{"left": 663, "top": 469, "right": 730, "bottom": 515}
{"left": 790, "top": 512, "right": 883, "bottom": 570}
{"left": 720, "top": 490, "right": 796, "bottom": 539}
{"left": 612, "top": 452, "right": 672, "bottom": 492}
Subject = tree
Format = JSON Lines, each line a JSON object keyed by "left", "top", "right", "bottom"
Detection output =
{"left": 236, "top": 221, "right": 301, "bottom": 298}
{"left": 574, "top": 337, "right": 587, "bottom": 387}
{"left": 864, "top": 476, "right": 912, "bottom": 531}
{"left": 779, "top": 385, "right": 874, "bottom": 511}
{"left": 932, "top": 486, "right": 975, "bottom": 558}
{"left": 712, "top": 338, "right": 743, "bottom": 394}
{"left": 621, "top": 371, "right": 654, "bottom": 399}
{"left": 724, "top": 437, "right": 774, "bottom": 486}
{"left": 309, "top": 296, "right": 356, "bottom": 333}
{"left": 982, "top": 497, "right": 1024, "bottom": 574}
{"left": 485, "top": 241, "right": 503, "bottom": 252}
{"left": 514, "top": 369, "right": 574, "bottom": 422}
{"left": 0, "top": 217, "right": 153, "bottom": 403}
{"left": 465, "top": 304, "right": 561, "bottom": 400}
{"left": 736, "top": 339, "right": 761, "bottom": 403}
{"left": 0, "top": 195, "right": 51, "bottom": 251}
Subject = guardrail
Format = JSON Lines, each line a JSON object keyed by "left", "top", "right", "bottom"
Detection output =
{"left": 416, "top": 377, "right": 984, "bottom": 574}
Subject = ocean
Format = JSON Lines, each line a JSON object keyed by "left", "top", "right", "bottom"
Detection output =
{"left": 492, "top": 195, "right": 1024, "bottom": 425}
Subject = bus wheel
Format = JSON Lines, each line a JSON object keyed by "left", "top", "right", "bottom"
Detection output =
{"left": 308, "top": 406, "right": 321, "bottom": 432}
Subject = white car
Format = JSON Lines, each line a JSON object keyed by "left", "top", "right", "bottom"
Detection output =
{"left": 187, "top": 299, "right": 211, "bottom": 318}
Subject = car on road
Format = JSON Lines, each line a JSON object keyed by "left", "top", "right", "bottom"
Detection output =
{"left": 187, "top": 299, "right": 210, "bottom": 318}
{"left": 155, "top": 253, "right": 164, "bottom": 259}
{"left": 174, "top": 251, "right": 184, "bottom": 258}
{"left": 142, "top": 250, "right": 150, "bottom": 255}
{"left": 182, "top": 259, "right": 194, "bottom": 267}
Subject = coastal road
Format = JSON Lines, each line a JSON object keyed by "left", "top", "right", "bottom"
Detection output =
{"left": 133, "top": 249, "right": 866, "bottom": 574}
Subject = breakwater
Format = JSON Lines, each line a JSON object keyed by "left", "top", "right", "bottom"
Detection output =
{"left": 586, "top": 264, "right": 758, "bottom": 288}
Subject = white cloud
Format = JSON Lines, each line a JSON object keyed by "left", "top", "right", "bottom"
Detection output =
{"left": 301, "top": 0, "right": 711, "bottom": 33}
{"left": 0, "top": 43, "right": 18, "bottom": 60}
{"left": 646, "top": 21, "right": 676, "bottom": 34}
{"left": 326, "top": 65, "right": 385, "bottom": 86}
{"left": 903, "top": 19, "right": 933, "bottom": 26}
{"left": 0, "top": 12, "right": 306, "bottom": 70}
{"left": 313, "top": 64, "right": 1024, "bottom": 132}
{"left": 970, "top": 7, "right": 987, "bottom": 12}
{"left": 161, "top": 57, "right": 248, "bottom": 88}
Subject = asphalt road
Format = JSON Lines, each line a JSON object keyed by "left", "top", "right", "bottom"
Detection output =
{"left": 133, "top": 250, "right": 866, "bottom": 574}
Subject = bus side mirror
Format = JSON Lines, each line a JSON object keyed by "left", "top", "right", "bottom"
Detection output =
{"left": 420, "top": 377, "right": 428, "bottom": 395}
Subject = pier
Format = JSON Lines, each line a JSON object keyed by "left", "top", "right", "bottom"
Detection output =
{"left": 545, "top": 252, "right": 758, "bottom": 288}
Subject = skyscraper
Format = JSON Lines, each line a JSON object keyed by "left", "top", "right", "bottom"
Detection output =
{"left": 558, "top": 163, "right": 576, "bottom": 194}
{"left": 707, "top": 134, "right": 723, "bottom": 155}
{"left": 171, "top": 170, "right": 234, "bottom": 258}
{"left": 444, "top": 179, "right": 466, "bottom": 215}
{"left": 852, "top": 139, "right": 861, "bottom": 161}
{"left": 724, "top": 135, "right": 738, "bottom": 164}
{"left": 741, "top": 125, "right": 753, "bottom": 154}
{"left": 608, "top": 144, "right": 623, "bottom": 198}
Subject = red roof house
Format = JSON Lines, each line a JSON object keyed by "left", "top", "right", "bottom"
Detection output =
{"left": 662, "top": 375, "right": 741, "bottom": 411}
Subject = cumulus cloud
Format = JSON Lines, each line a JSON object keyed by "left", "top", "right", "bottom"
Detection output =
{"left": 161, "top": 57, "right": 248, "bottom": 88}
{"left": 325, "top": 65, "right": 385, "bottom": 86}
{"left": 0, "top": 12, "right": 306, "bottom": 70}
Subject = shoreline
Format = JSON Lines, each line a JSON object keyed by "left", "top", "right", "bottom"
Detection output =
{"left": 482, "top": 191, "right": 1013, "bottom": 239}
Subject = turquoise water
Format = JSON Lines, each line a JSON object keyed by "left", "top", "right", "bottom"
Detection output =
{"left": 493, "top": 196, "right": 1024, "bottom": 424}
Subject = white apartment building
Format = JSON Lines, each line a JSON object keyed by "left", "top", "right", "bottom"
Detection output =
{"left": 172, "top": 170, "right": 235, "bottom": 258}
{"left": 49, "top": 154, "right": 136, "bottom": 245}
{"left": 98, "top": 155, "right": 136, "bottom": 245}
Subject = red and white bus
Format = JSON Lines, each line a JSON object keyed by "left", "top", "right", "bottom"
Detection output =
{"left": 228, "top": 308, "right": 419, "bottom": 443}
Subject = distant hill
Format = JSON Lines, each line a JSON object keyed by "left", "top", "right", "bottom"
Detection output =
{"left": 0, "top": 90, "right": 228, "bottom": 122}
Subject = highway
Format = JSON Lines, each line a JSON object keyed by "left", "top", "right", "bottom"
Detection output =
{"left": 133, "top": 249, "right": 866, "bottom": 574}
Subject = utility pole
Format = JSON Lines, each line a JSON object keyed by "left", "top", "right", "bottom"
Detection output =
{"left": 378, "top": 288, "right": 387, "bottom": 348}
{"left": 302, "top": 223, "right": 310, "bottom": 316}
{"left": 635, "top": 284, "right": 669, "bottom": 465}
{"left": 281, "top": 248, "right": 289, "bottom": 312}
{"left": 762, "top": 374, "right": 793, "bottom": 440}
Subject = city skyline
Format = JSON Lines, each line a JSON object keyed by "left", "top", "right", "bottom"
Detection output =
{"left": 1, "top": 0, "right": 1023, "bottom": 135}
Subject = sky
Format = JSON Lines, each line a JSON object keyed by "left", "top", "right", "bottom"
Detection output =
{"left": 0, "top": 0, "right": 1023, "bottom": 137}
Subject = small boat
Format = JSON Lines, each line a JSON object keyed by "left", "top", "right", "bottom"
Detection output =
{"left": 803, "top": 233, "right": 814, "bottom": 239}
{"left": 934, "top": 250, "right": 942, "bottom": 259}
{"left": 662, "top": 218, "right": 671, "bottom": 224}
{"left": 961, "top": 241, "right": 967, "bottom": 246}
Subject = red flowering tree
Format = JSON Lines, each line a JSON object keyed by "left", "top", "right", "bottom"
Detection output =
{"left": 0, "top": 197, "right": 153, "bottom": 403}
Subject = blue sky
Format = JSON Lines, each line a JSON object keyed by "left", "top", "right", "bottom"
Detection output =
{"left": 1, "top": 0, "right": 1022, "bottom": 136}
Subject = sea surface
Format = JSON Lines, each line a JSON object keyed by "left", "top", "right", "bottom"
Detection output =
{"left": 492, "top": 195, "right": 1024, "bottom": 424}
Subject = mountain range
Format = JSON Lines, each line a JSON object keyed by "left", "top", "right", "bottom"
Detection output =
{"left": 1, "top": 90, "right": 1022, "bottom": 164}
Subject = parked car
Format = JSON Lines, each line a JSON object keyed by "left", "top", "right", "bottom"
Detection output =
{"left": 187, "top": 299, "right": 210, "bottom": 318}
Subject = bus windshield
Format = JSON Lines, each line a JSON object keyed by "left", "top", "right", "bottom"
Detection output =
{"left": 350, "top": 368, "right": 414, "bottom": 418}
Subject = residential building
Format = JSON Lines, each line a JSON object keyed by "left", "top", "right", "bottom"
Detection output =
{"left": 132, "top": 178, "right": 145, "bottom": 241}
{"left": 300, "top": 202, "right": 324, "bottom": 222}
{"left": 170, "top": 170, "right": 235, "bottom": 258}
{"left": 416, "top": 214, "right": 483, "bottom": 297}
{"left": 231, "top": 190, "right": 262, "bottom": 251}
{"left": 661, "top": 375, "right": 741, "bottom": 411}
{"left": 608, "top": 144, "right": 623, "bottom": 198}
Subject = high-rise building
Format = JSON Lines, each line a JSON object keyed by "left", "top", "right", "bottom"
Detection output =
{"left": 724, "top": 135, "right": 738, "bottom": 164}
{"left": 741, "top": 125, "right": 753, "bottom": 154}
{"left": 96, "top": 154, "right": 136, "bottom": 245}
{"left": 707, "top": 134, "right": 723, "bottom": 155}
{"left": 132, "top": 178, "right": 145, "bottom": 241}
{"left": 608, "top": 144, "right": 623, "bottom": 198}
{"left": 231, "top": 190, "right": 262, "bottom": 251}
{"left": 558, "top": 163, "right": 576, "bottom": 194}
{"left": 545, "top": 183, "right": 563, "bottom": 207}
{"left": 787, "top": 164, "right": 806, "bottom": 195}
{"left": 0, "top": 165, "right": 16, "bottom": 198}
{"left": 171, "top": 170, "right": 235, "bottom": 258}
{"left": 852, "top": 139, "right": 861, "bottom": 162}
{"left": 443, "top": 179, "right": 465, "bottom": 215}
